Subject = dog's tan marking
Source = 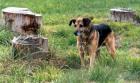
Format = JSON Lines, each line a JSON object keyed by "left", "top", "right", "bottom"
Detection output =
{"left": 105, "top": 32, "right": 116, "bottom": 59}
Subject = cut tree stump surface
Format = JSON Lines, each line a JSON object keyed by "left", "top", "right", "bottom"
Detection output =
{"left": 2, "top": 7, "right": 41, "bottom": 16}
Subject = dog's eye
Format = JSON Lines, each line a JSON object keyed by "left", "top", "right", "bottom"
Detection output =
{"left": 80, "top": 24, "right": 83, "bottom": 27}
{"left": 74, "top": 24, "right": 77, "bottom": 27}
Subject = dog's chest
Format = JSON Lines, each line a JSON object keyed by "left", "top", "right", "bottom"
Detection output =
{"left": 79, "top": 36, "right": 90, "bottom": 53}
{"left": 80, "top": 33, "right": 90, "bottom": 46}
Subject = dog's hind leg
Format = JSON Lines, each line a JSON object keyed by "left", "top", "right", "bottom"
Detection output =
{"left": 96, "top": 49, "right": 100, "bottom": 58}
{"left": 105, "top": 32, "right": 116, "bottom": 59}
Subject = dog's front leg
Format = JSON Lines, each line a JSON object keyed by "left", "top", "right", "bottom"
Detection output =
{"left": 89, "top": 31, "right": 99, "bottom": 68}
{"left": 78, "top": 46, "right": 85, "bottom": 67}
{"left": 77, "top": 38, "right": 85, "bottom": 67}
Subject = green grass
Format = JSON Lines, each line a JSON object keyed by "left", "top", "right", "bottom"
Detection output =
{"left": 0, "top": 0, "right": 140, "bottom": 83}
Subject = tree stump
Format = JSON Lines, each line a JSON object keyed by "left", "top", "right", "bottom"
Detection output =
{"left": 2, "top": 7, "right": 42, "bottom": 35}
{"left": 12, "top": 36, "right": 48, "bottom": 59}
{"left": 110, "top": 8, "right": 140, "bottom": 24}
{"left": 1, "top": 7, "right": 49, "bottom": 59}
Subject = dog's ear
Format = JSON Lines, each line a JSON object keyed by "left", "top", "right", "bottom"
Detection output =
{"left": 69, "top": 19, "right": 76, "bottom": 26}
{"left": 83, "top": 18, "right": 91, "bottom": 27}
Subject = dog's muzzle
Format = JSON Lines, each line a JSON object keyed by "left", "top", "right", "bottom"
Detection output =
{"left": 74, "top": 31, "right": 81, "bottom": 36}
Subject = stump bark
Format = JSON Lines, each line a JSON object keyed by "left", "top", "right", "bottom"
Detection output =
{"left": 12, "top": 36, "right": 48, "bottom": 59}
{"left": 2, "top": 7, "right": 42, "bottom": 35}
{"left": 110, "top": 8, "right": 140, "bottom": 24}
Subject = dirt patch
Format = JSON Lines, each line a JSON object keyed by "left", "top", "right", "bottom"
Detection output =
{"left": 129, "top": 47, "right": 140, "bottom": 58}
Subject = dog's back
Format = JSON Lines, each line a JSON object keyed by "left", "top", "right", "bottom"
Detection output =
{"left": 92, "top": 24, "right": 112, "bottom": 46}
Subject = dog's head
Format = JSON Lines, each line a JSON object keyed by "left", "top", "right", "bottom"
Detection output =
{"left": 69, "top": 17, "right": 93, "bottom": 36}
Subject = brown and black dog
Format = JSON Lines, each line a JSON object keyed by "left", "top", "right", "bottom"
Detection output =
{"left": 69, "top": 17, "right": 116, "bottom": 67}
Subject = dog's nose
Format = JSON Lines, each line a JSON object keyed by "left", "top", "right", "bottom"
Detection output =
{"left": 74, "top": 31, "right": 77, "bottom": 36}
{"left": 74, "top": 31, "right": 80, "bottom": 36}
